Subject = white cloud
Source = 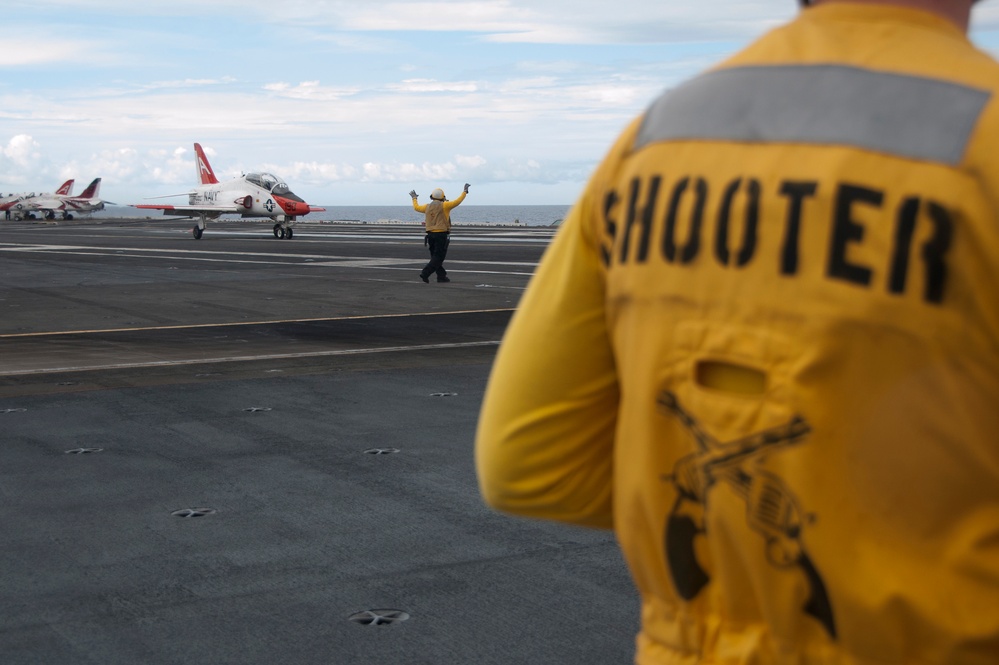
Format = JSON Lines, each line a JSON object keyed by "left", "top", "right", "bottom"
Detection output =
{"left": 973, "top": 3, "right": 999, "bottom": 29}
{"left": 139, "top": 78, "right": 238, "bottom": 91}
{"left": 3, "top": 135, "right": 43, "bottom": 165}
{"left": 8, "top": 1, "right": 795, "bottom": 46}
{"left": 389, "top": 79, "right": 480, "bottom": 93}
{"left": 264, "top": 81, "right": 363, "bottom": 100}
{"left": 456, "top": 154, "right": 487, "bottom": 169}
{"left": 0, "top": 38, "right": 104, "bottom": 67}
{"left": 361, "top": 160, "right": 459, "bottom": 183}
{"left": 9, "top": 1, "right": 996, "bottom": 49}
{"left": 3, "top": 0, "right": 996, "bottom": 206}
{"left": 286, "top": 161, "right": 359, "bottom": 182}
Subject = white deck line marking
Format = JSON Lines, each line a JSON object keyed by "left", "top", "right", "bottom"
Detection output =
{"left": 0, "top": 243, "right": 411, "bottom": 261}
{"left": 0, "top": 244, "right": 539, "bottom": 269}
{"left": 0, "top": 308, "right": 514, "bottom": 339}
{"left": 0, "top": 341, "right": 502, "bottom": 377}
{"left": 131, "top": 229, "right": 557, "bottom": 243}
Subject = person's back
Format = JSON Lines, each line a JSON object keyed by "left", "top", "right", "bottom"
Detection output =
{"left": 476, "top": 2, "right": 999, "bottom": 663}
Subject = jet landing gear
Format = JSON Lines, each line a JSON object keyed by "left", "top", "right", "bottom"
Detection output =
{"left": 272, "top": 222, "right": 294, "bottom": 240}
{"left": 192, "top": 217, "right": 207, "bottom": 240}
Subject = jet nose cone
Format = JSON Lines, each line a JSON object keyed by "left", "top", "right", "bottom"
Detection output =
{"left": 276, "top": 196, "right": 312, "bottom": 215}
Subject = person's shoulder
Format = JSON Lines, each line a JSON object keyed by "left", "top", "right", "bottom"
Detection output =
{"left": 956, "top": 45, "right": 999, "bottom": 90}
{"left": 936, "top": 43, "right": 999, "bottom": 142}
{"left": 962, "top": 57, "right": 999, "bottom": 160}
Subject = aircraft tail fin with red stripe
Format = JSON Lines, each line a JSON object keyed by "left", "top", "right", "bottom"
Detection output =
{"left": 78, "top": 178, "right": 101, "bottom": 199}
{"left": 194, "top": 143, "right": 219, "bottom": 185}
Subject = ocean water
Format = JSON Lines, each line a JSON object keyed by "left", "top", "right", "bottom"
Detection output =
{"left": 322, "top": 204, "right": 570, "bottom": 227}
{"left": 112, "top": 204, "right": 571, "bottom": 227}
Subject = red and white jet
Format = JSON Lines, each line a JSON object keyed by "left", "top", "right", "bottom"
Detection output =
{"left": 55, "top": 178, "right": 108, "bottom": 219}
{"left": 134, "top": 143, "right": 325, "bottom": 240}
{"left": 32, "top": 178, "right": 106, "bottom": 220}
{"left": 1, "top": 179, "right": 75, "bottom": 220}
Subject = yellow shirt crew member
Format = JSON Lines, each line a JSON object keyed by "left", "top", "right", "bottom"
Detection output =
{"left": 477, "top": 3, "right": 999, "bottom": 663}
{"left": 411, "top": 185, "right": 468, "bottom": 283}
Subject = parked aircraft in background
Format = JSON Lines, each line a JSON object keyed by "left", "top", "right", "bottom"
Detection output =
{"left": 16, "top": 178, "right": 107, "bottom": 220}
{"left": 0, "top": 192, "right": 33, "bottom": 215}
{"left": 1, "top": 179, "right": 75, "bottom": 219}
{"left": 41, "top": 178, "right": 108, "bottom": 219}
{"left": 133, "top": 143, "right": 325, "bottom": 239}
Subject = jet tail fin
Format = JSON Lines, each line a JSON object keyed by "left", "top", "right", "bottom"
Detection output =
{"left": 79, "top": 178, "right": 101, "bottom": 199}
{"left": 57, "top": 179, "right": 75, "bottom": 196}
{"left": 194, "top": 143, "right": 219, "bottom": 185}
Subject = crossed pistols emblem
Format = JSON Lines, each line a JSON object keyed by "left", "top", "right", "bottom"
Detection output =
{"left": 658, "top": 391, "right": 837, "bottom": 639}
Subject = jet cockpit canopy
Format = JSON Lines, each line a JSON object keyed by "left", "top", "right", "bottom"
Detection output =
{"left": 245, "top": 172, "right": 284, "bottom": 192}
{"left": 245, "top": 172, "right": 304, "bottom": 202}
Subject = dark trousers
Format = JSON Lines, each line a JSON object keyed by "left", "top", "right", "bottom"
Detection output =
{"left": 421, "top": 232, "right": 450, "bottom": 280}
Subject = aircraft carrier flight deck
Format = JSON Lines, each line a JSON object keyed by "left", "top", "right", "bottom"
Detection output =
{"left": 0, "top": 217, "right": 637, "bottom": 665}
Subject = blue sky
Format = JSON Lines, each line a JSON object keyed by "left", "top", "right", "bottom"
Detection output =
{"left": 2, "top": 0, "right": 999, "bottom": 206}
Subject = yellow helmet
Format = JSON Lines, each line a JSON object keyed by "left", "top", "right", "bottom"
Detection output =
{"left": 431, "top": 188, "right": 446, "bottom": 201}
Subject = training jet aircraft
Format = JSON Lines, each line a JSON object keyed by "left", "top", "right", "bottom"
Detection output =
{"left": 28, "top": 178, "right": 107, "bottom": 219}
{"left": 55, "top": 178, "right": 108, "bottom": 218}
{"left": 1, "top": 179, "right": 75, "bottom": 220}
{"left": 133, "top": 143, "right": 325, "bottom": 239}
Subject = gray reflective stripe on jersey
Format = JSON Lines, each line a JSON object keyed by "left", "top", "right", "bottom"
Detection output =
{"left": 635, "top": 64, "right": 991, "bottom": 166}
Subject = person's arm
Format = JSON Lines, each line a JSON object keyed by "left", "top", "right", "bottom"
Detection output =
{"left": 410, "top": 190, "right": 427, "bottom": 213}
{"left": 444, "top": 190, "right": 467, "bottom": 211}
{"left": 475, "top": 188, "right": 619, "bottom": 530}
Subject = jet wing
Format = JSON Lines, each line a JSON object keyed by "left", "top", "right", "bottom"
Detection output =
{"left": 142, "top": 192, "right": 197, "bottom": 200}
{"left": 132, "top": 204, "right": 240, "bottom": 218}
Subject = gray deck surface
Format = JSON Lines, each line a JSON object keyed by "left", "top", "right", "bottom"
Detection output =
{"left": 0, "top": 218, "right": 638, "bottom": 665}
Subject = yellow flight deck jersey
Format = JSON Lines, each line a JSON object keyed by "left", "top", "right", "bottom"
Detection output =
{"left": 476, "top": 4, "right": 999, "bottom": 664}
{"left": 413, "top": 191, "right": 466, "bottom": 233}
